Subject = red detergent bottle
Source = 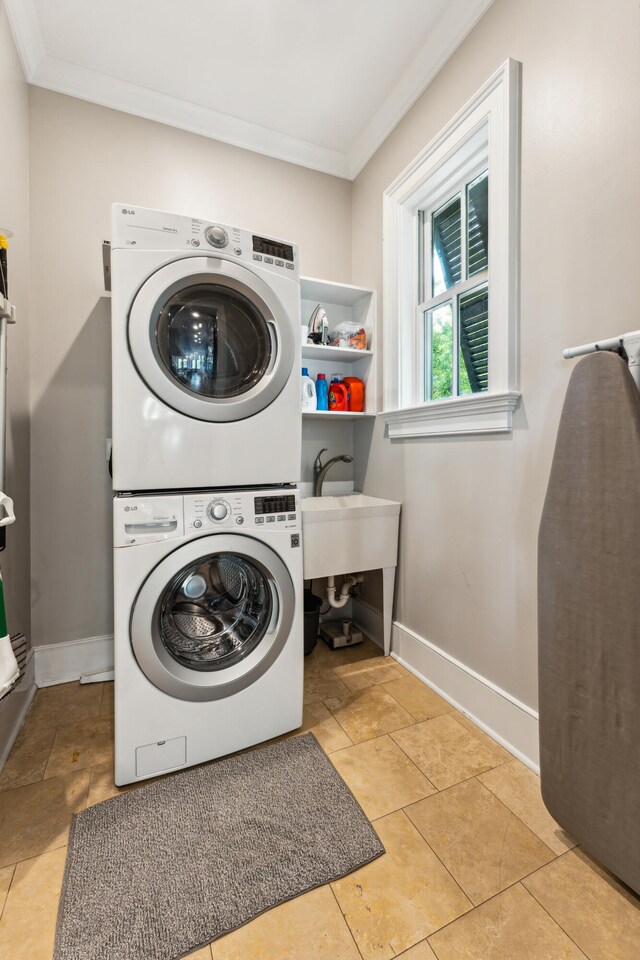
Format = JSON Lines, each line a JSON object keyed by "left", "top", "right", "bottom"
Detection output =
{"left": 328, "top": 373, "right": 349, "bottom": 411}
{"left": 343, "top": 376, "right": 365, "bottom": 412}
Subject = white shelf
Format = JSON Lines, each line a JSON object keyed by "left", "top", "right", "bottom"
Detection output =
{"left": 300, "top": 274, "right": 377, "bottom": 421}
{"left": 302, "top": 343, "right": 372, "bottom": 364}
{"left": 300, "top": 276, "right": 373, "bottom": 307}
{"left": 302, "top": 410, "right": 376, "bottom": 420}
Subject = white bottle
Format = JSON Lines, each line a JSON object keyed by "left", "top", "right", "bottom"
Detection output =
{"left": 301, "top": 367, "right": 317, "bottom": 411}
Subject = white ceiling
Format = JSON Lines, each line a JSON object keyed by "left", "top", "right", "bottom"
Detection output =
{"left": 5, "top": 0, "right": 494, "bottom": 180}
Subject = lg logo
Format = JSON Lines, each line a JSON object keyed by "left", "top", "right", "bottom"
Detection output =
{"left": 121, "top": 208, "right": 135, "bottom": 215}
{"left": 124, "top": 506, "right": 138, "bottom": 512}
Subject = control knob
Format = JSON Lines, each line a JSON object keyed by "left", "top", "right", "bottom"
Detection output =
{"left": 205, "top": 225, "right": 228, "bottom": 248}
{"left": 207, "top": 499, "right": 230, "bottom": 522}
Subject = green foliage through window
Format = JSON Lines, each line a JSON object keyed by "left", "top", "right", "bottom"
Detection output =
{"left": 429, "top": 304, "right": 453, "bottom": 399}
{"left": 425, "top": 170, "right": 488, "bottom": 401}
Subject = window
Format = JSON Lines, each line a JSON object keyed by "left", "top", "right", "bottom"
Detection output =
{"left": 423, "top": 170, "right": 489, "bottom": 401}
{"left": 383, "top": 60, "right": 521, "bottom": 438}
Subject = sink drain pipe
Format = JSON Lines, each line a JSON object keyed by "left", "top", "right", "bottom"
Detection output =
{"left": 326, "top": 573, "right": 364, "bottom": 609}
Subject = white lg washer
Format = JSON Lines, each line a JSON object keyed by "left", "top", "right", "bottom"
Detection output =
{"left": 111, "top": 204, "right": 301, "bottom": 491}
{"left": 113, "top": 487, "right": 303, "bottom": 785}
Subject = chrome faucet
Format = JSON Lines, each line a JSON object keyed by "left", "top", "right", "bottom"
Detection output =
{"left": 313, "top": 448, "right": 354, "bottom": 497}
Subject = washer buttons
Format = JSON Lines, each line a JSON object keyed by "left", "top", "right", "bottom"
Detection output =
{"left": 264, "top": 256, "right": 274, "bottom": 264}
{"left": 193, "top": 519, "right": 202, "bottom": 528}
{"left": 234, "top": 246, "right": 242, "bottom": 255}
{"left": 236, "top": 516, "right": 244, "bottom": 525}
{"left": 191, "top": 238, "right": 200, "bottom": 247}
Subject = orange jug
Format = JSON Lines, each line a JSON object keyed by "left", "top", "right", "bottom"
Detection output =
{"left": 343, "top": 376, "right": 365, "bottom": 412}
{"left": 328, "top": 374, "right": 349, "bottom": 411}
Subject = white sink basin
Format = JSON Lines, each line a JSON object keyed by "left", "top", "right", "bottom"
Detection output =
{"left": 301, "top": 494, "right": 401, "bottom": 580}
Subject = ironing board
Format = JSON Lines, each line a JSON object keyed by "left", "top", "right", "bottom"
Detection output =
{"left": 538, "top": 350, "right": 640, "bottom": 894}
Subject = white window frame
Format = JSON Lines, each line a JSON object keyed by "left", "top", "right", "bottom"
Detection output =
{"left": 383, "top": 59, "right": 521, "bottom": 438}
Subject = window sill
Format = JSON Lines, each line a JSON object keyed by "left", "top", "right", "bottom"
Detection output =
{"left": 384, "top": 390, "right": 521, "bottom": 439}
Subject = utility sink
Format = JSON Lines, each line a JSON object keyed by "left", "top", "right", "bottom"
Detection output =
{"left": 301, "top": 494, "right": 401, "bottom": 580}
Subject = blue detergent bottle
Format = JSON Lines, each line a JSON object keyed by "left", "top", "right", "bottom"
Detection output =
{"left": 316, "top": 373, "right": 329, "bottom": 411}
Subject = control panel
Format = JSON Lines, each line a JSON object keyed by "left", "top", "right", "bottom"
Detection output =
{"left": 184, "top": 489, "right": 299, "bottom": 533}
{"left": 115, "top": 489, "right": 299, "bottom": 546}
{"left": 253, "top": 494, "right": 297, "bottom": 526}
{"left": 111, "top": 204, "right": 298, "bottom": 278}
{"left": 186, "top": 492, "right": 246, "bottom": 529}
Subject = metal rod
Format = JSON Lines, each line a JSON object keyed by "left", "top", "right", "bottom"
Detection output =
{"left": 563, "top": 330, "right": 640, "bottom": 359}
{"left": 563, "top": 330, "right": 640, "bottom": 391}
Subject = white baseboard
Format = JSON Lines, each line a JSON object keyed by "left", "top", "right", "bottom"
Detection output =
{"left": 352, "top": 601, "right": 539, "bottom": 771}
{"left": 0, "top": 651, "right": 36, "bottom": 770}
{"left": 34, "top": 634, "right": 115, "bottom": 688}
{"left": 392, "top": 620, "right": 539, "bottom": 771}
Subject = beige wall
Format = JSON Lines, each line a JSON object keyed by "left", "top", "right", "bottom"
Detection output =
{"left": 28, "top": 89, "right": 352, "bottom": 648}
{"left": 352, "top": 0, "right": 640, "bottom": 708}
{"left": 22, "top": 0, "right": 640, "bottom": 710}
{"left": 0, "top": 3, "right": 30, "bottom": 644}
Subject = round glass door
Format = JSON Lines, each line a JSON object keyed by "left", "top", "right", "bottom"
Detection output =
{"left": 130, "top": 534, "right": 295, "bottom": 702}
{"left": 128, "top": 257, "right": 296, "bottom": 423}
{"left": 159, "top": 553, "right": 273, "bottom": 671}
{"left": 156, "top": 284, "right": 272, "bottom": 400}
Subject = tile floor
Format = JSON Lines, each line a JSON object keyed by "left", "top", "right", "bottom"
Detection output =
{"left": 0, "top": 638, "right": 639, "bottom": 959}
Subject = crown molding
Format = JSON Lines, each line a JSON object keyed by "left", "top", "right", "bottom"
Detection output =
{"left": 5, "top": 0, "right": 496, "bottom": 182}
{"left": 347, "top": 0, "right": 496, "bottom": 178}
{"left": 3, "top": 0, "right": 44, "bottom": 79}
{"left": 30, "top": 54, "right": 353, "bottom": 179}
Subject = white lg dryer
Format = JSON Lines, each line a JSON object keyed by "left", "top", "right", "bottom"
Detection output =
{"left": 113, "top": 487, "right": 303, "bottom": 785}
{"left": 111, "top": 204, "right": 301, "bottom": 491}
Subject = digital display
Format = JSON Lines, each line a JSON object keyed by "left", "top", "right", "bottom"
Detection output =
{"left": 254, "top": 495, "right": 296, "bottom": 515}
{"left": 252, "top": 235, "right": 294, "bottom": 262}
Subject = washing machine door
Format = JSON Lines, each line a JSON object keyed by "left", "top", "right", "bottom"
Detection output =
{"left": 130, "top": 535, "right": 296, "bottom": 701}
{"left": 128, "top": 257, "right": 295, "bottom": 422}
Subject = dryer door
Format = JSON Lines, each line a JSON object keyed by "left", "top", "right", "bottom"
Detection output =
{"left": 128, "top": 257, "right": 295, "bottom": 422}
{"left": 130, "top": 535, "right": 295, "bottom": 701}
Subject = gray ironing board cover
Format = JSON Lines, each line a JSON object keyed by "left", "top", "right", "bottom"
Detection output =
{"left": 538, "top": 350, "right": 640, "bottom": 894}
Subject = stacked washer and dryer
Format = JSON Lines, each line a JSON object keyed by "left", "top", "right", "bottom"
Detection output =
{"left": 110, "top": 204, "right": 303, "bottom": 785}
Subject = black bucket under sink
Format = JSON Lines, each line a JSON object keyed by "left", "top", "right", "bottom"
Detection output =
{"left": 303, "top": 589, "right": 322, "bottom": 656}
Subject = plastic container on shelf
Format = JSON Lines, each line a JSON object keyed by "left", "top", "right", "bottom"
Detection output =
{"left": 301, "top": 367, "right": 317, "bottom": 411}
{"left": 329, "top": 320, "right": 367, "bottom": 350}
{"left": 328, "top": 374, "right": 349, "bottom": 411}
{"left": 316, "top": 373, "right": 329, "bottom": 411}
{"left": 343, "top": 376, "right": 365, "bottom": 412}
